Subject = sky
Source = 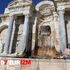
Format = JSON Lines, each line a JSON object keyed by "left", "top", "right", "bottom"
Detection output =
{"left": 0, "top": 0, "right": 12, "bottom": 14}
{"left": 0, "top": 0, "right": 43, "bottom": 14}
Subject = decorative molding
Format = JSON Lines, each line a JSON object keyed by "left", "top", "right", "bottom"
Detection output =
{"left": 35, "top": 1, "right": 55, "bottom": 16}
{"left": 36, "top": 1, "right": 54, "bottom": 11}
{"left": 57, "top": 6, "right": 65, "bottom": 11}
{"left": 57, "top": 6, "right": 65, "bottom": 14}
{"left": 57, "top": 2, "right": 70, "bottom": 11}
{"left": 8, "top": 0, "right": 32, "bottom": 8}
{"left": 9, "top": 6, "right": 31, "bottom": 16}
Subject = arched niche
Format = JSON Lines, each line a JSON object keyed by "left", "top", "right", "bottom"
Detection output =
{"left": 40, "top": 25, "right": 51, "bottom": 36}
{"left": 31, "top": 1, "right": 61, "bottom": 58}
{"left": 0, "top": 24, "right": 8, "bottom": 53}
{"left": 38, "top": 24, "right": 52, "bottom": 47}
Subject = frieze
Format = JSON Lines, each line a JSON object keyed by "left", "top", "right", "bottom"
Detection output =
{"left": 9, "top": 6, "right": 30, "bottom": 15}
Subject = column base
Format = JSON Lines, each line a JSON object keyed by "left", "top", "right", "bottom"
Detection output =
{"left": 0, "top": 52, "right": 26, "bottom": 58}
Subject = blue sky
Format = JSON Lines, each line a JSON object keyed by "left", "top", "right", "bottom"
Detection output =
{"left": 0, "top": 0, "right": 43, "bottom": 14}
{"left": 32, "top": 0, "right": 42, "bottom": 5}
{"left": 0, "top": 0, "right": 12, "bottom": 14}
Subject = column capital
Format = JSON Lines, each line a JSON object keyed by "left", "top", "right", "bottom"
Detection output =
{"left": 24, "top": 13, "right": 30, "bottom": 17}
{"left": 25, "top": 14, "right": 29, "bottom": 17}
{"left": 57, "top": 6, "right": 65, "bottom": 14}
{"left": 9, "top": 15, "right": 17, "bottom": 21}
{"left": 24, "top": 14, "right": 30, "bottom": 19}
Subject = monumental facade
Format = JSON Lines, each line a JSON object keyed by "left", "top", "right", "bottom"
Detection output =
{"left": 0, "top": 0, "right": 70, "bottom": 58}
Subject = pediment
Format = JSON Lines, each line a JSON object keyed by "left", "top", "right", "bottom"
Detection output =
{"left": 7, "top": 0, "right": 32, "bottom": 9}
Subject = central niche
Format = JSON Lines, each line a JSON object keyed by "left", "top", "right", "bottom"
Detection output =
{"left": 38, "top": 25, "right": 51, "bottom": 48}
{"left": 33, "top": 22, "right": 58, "bottom": 58}
{"left": 40, "top": 25, "right": 51, "bottom": 36}
{"left": 32, "top": 20, "right": 61, "bottom": 58}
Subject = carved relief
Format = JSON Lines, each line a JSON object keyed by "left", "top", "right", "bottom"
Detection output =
{"left": 38, "top": 24, "right": 52, "bottom": 48}
{"left": 39, "top": 6, "right": 52, "bottom": 16}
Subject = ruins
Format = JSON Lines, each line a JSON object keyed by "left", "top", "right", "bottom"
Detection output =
{"left": 0, "top": 0, "right": 70, "bottom": 58}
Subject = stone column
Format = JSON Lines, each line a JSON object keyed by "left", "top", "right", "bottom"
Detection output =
{"left": 53, "top": 12, "right": 61, "bottom": 52}
{"left": 19, "top": 15, "right": 29, "bottom": 54}
{"left": 32, "top": 16, "right": 38, "bottom": 51}
{"left": 3, "top": 16, "right": 14, "bottom": 54}
{"left": 57, "top": 7, "right": 66, "bottom": 53}
{"left": 9, "top": 20, "right": 16, "bottom": 54}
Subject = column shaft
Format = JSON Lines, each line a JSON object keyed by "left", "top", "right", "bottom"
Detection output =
{"left": 53, "top": 12, "right": 61, "bottom": 52}
{"left": 58, "top": 10, "right": 66, "bottom": 52}
{"left": 20, "top": 15, "right": 29, "bottom": 53}
{"left": 3, "top": 16, "right": 14, "bottom": 54}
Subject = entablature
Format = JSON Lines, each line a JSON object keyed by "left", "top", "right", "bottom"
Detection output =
{"left": 4, "top": 0, "right": 33, "bottom": 16}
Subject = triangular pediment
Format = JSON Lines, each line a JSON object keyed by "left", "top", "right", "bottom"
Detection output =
{"left": 7, "top": 0, "right": 32, "bottom": 9}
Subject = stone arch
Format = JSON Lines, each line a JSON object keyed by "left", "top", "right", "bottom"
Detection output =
{"left": 0, "top": 24, "right": 8, "bottom": 53}
{"left": 36, "top": 1, "right": 54, "bottom": 11}
{"left": 0, "top": 24, "right": 8, "bottom": 32}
